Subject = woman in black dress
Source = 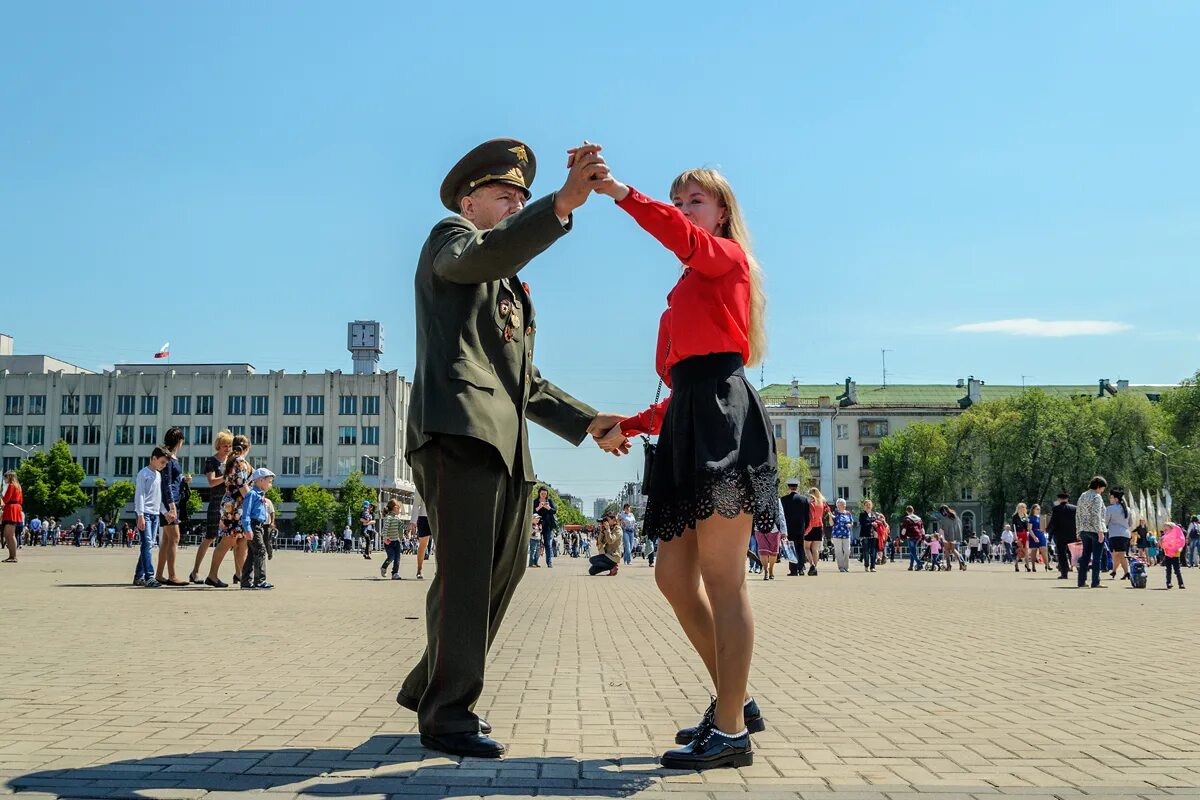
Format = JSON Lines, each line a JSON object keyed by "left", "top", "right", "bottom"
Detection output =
{"left": 592, "top": 163, "right": 776, "bottom": 770}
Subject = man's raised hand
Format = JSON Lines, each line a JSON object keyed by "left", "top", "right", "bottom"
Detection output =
{"left": 555, "top": 142, "right": 609, "bottom": 219}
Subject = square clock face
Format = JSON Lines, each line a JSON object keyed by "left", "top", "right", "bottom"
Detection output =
{"left": 350, "top": 323, "right": 378, "bottom": 348}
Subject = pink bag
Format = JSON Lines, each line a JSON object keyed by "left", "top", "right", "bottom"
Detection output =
{"left": 1161, "top": 525, "right": 1185, "bottom": 558}
{"left": 1068, "top": 541, "right": 1083, "bottom": 566}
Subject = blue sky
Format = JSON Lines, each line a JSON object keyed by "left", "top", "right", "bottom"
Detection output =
{"left": 2, "top": 1, "right": 1197, "bottom": 505}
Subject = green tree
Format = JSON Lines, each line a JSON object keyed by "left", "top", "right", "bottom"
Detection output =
{"left": 265, "top": 486, "right": 284, "bottom": 506}
{"left": 15, "top": 440, "right": 87, "bottom": 520}
{"left": 294, "top": 483, "right": 337, "bottom": 533}
{"left": 776, "top": 454, "right": 812, "bottom": 496}
{"left": 93, "top": 479, "right": 136, "bottom": 523}
{"left": 183, "top": 489, "right": 200, "bottom": 520}
{"left": 957, "top": 391, "right": 1101, "bottom": 528}
{"left": 868, "top": 422, "right": 957, "bottom": 520}
{"left": 336, "top": 471, "right": 376, "bottom": 530}
{"left": 1158, "top": 371, "right": 1200, "bottom": 521}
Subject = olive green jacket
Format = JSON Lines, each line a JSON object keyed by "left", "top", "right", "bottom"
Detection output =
{"left": 406, "top": 193, "right": 597, "bottom": 477}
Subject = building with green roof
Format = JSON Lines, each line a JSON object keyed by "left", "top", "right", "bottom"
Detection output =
{"left": 762, "top": 377, "right": 1164, "bottom": 536}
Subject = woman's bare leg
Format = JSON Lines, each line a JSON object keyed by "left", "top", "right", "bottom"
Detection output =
{"left": 191, "top": 536, "right": 211, "bottom": 580}
{"left": 416, "top": 536, "right": 429, "bottom": 575}
{"left": 656, "top": 531, "right": 719, "bottom": 689}
{"left": 3, "top": 524, "right": 16, "bottom": 560}
{"left": 207, "top": 535, "right": 234, "bottom": 581}
{"left": 696, "top": 513, "right": 755, "bottom": 734}
{"left": 157, "top": 524, "right": 179, "bottom": 581}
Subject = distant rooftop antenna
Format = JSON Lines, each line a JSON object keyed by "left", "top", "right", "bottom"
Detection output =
{"left": 881, "top": 349, "right": 893, "bottom": 387}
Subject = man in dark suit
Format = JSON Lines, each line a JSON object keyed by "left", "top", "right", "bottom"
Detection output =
{"left": 1046, "top": 492, "right": 1078, "bottom": 579}
{"left": 780, "top": 478, "right": 810, "bottom": 576}
{"left": 398, "top": 138, "right": 627, "bottom": 759}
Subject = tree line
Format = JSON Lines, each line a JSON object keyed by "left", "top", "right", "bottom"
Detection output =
{"left": 870, "top": 371, "right": 1200, "bottom": 528}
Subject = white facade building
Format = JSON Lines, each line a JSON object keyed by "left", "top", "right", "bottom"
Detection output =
{"left": 0, "top": 328, "right": 412, "bottom": 527}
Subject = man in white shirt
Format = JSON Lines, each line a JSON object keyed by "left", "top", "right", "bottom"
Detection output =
{"left": 133, "top": 447, "right": 169, "bottom": 587}
{"left": 1000, "top": 526, "right": 1015, "bottom": 562}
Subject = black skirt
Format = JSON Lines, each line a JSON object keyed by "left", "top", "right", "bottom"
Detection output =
{"left": 643, "top": 352, "right": 778, "bottom": 541}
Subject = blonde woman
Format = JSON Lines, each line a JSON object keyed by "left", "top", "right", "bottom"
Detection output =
{"left": 205, "top": 435, "right": 252, "bottom": 588}
{"left": 594, "top": 164, "right": 774, "bottom": 770}
{"left": 803, "top": 488, "right": 827, "bottom": 575}
{"left": 1011, "top": 502, "right": 1031, "bottom": 572}
{"left": 190, "top": 431, "right": 233, "bottom": 583}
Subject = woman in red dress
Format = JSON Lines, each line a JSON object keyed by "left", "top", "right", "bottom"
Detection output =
{"left": 3, "top": 470, "right": 23, "bottom": 562}
{"left": 590, "top": 162, "right": 775, "bottom": 770}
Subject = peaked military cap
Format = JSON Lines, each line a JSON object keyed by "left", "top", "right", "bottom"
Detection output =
{"left": 440, "top": 138, "right": 537, "bottom": 212}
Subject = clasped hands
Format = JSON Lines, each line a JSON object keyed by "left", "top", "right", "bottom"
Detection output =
{"left": 553, "top": 140, "right": 631, "bottom": 220}
{"left": 588, "top": 414, "right": 631, "bottom": 457}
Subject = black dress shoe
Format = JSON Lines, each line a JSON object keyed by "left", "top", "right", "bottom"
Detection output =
{"left": 661, "top": 727, "right": 752, "bottom": 770}
{"left": 675, "top": 697, "right": 765, "bottom": 745}
{"left": 420, "top": 731, "right": 505, "bottom": 759}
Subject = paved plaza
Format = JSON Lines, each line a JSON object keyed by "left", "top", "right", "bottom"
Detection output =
{"left": 1, "top": 545, "right": 1198, "bottom": 800}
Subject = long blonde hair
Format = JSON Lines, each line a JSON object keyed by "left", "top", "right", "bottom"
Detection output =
{"left": 669, "top": 169, "right": 767, "bottom": 366}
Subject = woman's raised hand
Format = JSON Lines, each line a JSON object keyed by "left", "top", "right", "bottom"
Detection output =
{"left": 567, "top": 143, "right": 629, "bottom": 201}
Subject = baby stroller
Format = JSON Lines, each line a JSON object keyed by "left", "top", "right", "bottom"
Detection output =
{"left": 1129, "top": 556, "right": 1148, "bottom": 589}
{"left": 919, "top": 538, "right": 938, "bottom": 571}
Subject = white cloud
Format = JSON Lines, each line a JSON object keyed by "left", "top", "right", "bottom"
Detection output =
{"left": 953, "top": 319, "right": 1132, "bottom": 337}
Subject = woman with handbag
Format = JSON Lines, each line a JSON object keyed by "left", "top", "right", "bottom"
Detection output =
{"left": 590, "top": 163, "right": 776, "bottom": 770}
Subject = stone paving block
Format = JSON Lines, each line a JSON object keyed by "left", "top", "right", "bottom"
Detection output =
{"left": 3, "top": 550, "right": 1200, "bottom": 799}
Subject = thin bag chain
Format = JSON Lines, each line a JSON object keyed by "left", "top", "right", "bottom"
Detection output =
{"left": 640, "top": 337, "right": 672, "bottom": 446}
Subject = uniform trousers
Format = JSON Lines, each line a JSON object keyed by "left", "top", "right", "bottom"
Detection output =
{"left": 399, "top": 434, "right": 532, "bottom": 736}
{"left": 1054, "top": 533, "right": 1074, "bottom": 578}
{"left": 787, "top": 534, "right": 807, "bottom": 575}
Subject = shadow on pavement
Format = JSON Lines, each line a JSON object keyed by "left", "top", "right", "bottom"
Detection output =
{"left": 8, "top": 734, "right": 662, "bottom": 798}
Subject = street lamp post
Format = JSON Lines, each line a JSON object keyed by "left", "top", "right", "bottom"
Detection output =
{"left": 362, "top": 454, "right": 396, "bottom": 552}
{"left": 3, "top": 442, "right": 38, "bottom": 466}
{"left": 1146, "top": 445, "right": 1188, "bottom": 523}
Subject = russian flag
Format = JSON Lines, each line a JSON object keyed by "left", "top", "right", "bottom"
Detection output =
{"left": 154, "top": 342, "right": 170, "bottom": 359}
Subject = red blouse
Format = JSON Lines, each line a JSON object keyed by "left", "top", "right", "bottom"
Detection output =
{"left": 2, "top": 483, "right": 22, "bottom": 524}
{"left": 617, "top": 186, "right": 751, "bottom": 437}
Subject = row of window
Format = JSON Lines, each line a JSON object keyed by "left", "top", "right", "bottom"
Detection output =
{"left": 833, "top": 454, "right": 875, "bottom": 470}
{"left": 60, "top": 454, "right": 382, "bottom": 480}
{"left": 3, "top": 393, "right": 383, "bottom": 417}
{"left": 773, "top": 421, "right": 891, "bottom": 440}
{"left": 4, "top": 424, "right": 382, "bottom": 448}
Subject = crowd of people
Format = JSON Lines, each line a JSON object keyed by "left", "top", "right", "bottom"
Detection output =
{"left": 734, "top": 474, "right": 1198, "bottom": 590}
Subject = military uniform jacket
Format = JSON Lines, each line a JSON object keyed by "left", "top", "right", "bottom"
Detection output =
{"left": 407, "top": 193, "right": 597, "bottom": 477}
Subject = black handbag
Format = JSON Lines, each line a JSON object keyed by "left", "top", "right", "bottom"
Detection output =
{"left": 640, "top": 339, "right": 671, "bottom": 497}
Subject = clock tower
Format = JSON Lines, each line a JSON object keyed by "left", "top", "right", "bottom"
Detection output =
{"left": 348, "top": 320, "right": 384, "bottom": 374}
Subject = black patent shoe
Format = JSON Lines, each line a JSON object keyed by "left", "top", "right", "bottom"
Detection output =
{"left": 420, "top": 731, "right": 505, "bottom": 759}
{"left": 661, "top": 727, "right": 752, "bottom": 770}
{"left": 675, "top": 697, "right": 765, "bottom": 745}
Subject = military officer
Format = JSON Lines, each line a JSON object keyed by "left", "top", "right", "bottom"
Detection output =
{"left": 397, "top": 138, "right": 626, "bottom": 758}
